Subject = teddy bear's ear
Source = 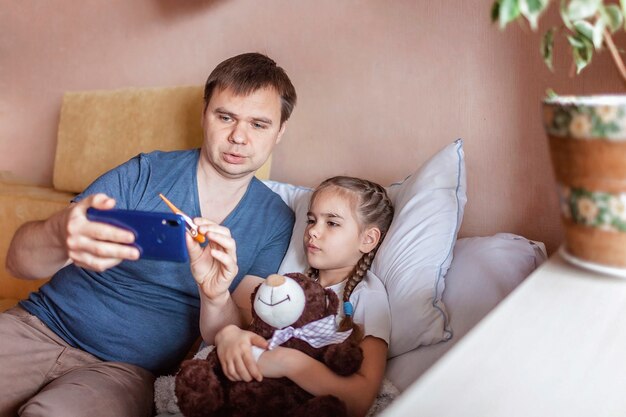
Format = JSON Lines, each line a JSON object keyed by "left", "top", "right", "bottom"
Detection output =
{"left": 324, "top": 288, "right": 339, "bottom": 316}
{"left": 249, "top": 282, "right": 263, "bottom": 308}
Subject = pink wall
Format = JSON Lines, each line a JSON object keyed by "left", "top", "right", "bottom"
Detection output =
{"left": 2, "top": 1, "right": 624, "bottom": 253}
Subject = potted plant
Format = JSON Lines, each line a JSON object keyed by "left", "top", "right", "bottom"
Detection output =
{"left": 493, "top": 0, "right": 626, "bottom": 272}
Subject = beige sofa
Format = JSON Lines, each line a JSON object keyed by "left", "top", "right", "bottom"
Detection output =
{"left": 0, "top": 85, "right": 271, "bottom": 311}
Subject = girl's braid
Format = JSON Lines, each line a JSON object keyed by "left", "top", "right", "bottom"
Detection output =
{"left": 323, "top": 178, "right": 394, "bottom": 339}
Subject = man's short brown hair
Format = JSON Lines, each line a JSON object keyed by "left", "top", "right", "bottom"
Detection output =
{"left": 203, "top": 52, "right": 297, "bottom": 125}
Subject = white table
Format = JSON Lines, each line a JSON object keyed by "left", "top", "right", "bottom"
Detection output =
{"left": 380, "top": 253, "right": 626, "bottom": 417}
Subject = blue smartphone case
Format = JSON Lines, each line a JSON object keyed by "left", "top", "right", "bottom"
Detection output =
{"left": 86, "top": 208, "right": 189, "bottom": 262}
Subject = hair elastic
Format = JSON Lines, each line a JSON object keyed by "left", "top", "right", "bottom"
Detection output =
{"left": 343, "top": 301, "right": 354, "bottom": 317}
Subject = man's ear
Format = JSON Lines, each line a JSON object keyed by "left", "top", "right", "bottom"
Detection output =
{"left": 275, "top": 121, "right": 288, "bottom": 145}
{"left": 359, "top": 227, "right": 382, "bottom": 254}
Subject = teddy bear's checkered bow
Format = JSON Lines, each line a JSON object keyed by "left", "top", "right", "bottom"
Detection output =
{"left": 267, "top": 315, "right": 353, "bottom": 350}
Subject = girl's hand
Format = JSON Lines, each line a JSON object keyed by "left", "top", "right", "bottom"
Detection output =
{"left": 257, "top": 346, "right": 301, "bottom": 379}
{"left": 215, "top": 325, "right": 268, "bottom": 382}
{"left": 186, "top": 219, "right": 239, "bottom": 303}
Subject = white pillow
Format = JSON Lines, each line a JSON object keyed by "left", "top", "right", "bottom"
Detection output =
{"left": 385, "top": 233, "right": 547, "bottom": 391}
{"left": 374, "top": 139, "right": 466, "bottom": 357}
{"left": 264, "top": 139, "right": 467, "bottom": 358}
{"left": 263, "top": 181, "right": 312, "bottom": 275}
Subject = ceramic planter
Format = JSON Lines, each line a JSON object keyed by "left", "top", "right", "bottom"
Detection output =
{"left": 543, "top": 95, "right": 626, "bottom": 269}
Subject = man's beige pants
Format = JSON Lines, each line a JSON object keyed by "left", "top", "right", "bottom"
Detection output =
{"left": 0, "top": 306, "right": 154, "bottom": 417}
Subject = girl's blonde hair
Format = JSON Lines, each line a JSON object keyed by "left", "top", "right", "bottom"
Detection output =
{"left": 306, "top": 176, "right": 394, "bottom": 339}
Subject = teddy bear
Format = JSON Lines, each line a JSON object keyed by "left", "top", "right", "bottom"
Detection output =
{"left": 174, "top": 272, "right": 364, "bottom": 417}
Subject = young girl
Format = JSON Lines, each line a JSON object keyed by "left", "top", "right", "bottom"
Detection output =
{"left": 189, "top": 176, "right": 394, "bottom": 417}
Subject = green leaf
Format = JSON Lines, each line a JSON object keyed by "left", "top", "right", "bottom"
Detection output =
{"left": 592, "top": 17, "right": 606, "bottom": 49}
{"left": 499, "top": 0, "right": 521, "bottom": 28}
{"left": 567, "top": 0, "right": 601, "bottom": 21}
{"left": 601, "top": 4, "right": 624, "bottom": 33}
{"left": 520, "top": 0, "right": 550, "bottom": 30}
{"left": 568, "top": 34, "right": 586, "bottom": 48}
{"left": 569, "top": 34, "right": 594, "bottom": 73}
{"left": 541, "top": 27, "right": 556, "bottom": 70}
{"left": 573, "top": 19, "right": 594, "bottom": 41}
{"left": 546, "top": 88, "right": 559, "bottom": 99}
{"left": 491, "top": 1, "right": 501, "bottom": 22}
{"left": 561, "top": 0, "right": 574, "bottom": 29}
{"left": 526, "top": 0, "right": 550, "bottom": 13}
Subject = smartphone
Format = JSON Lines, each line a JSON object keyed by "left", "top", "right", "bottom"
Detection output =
{"left": 86, "top": 208, "right": 189, "bottom": 262}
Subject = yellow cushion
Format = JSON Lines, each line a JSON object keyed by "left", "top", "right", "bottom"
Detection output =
{"left": 255, "top": 155, "right": 272, "bottom": 180}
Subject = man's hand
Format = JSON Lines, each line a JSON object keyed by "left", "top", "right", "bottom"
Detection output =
{"left": 62, "top": 193, "right": 140, "bottom": 271}
{"left": 215, "top": 324, "right": 268, "bottom": 382}
{"left": 186, "top": 219, "right": 239, "bottom": 303}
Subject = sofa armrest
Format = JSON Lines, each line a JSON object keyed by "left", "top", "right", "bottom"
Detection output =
{"left": 0, "top": 182, "right": 75, "bottom": 301}
{"left": 0, "top": 299, "right": 18, "bottom": 312}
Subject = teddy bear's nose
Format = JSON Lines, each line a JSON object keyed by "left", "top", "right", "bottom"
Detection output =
{"left": 266, "top": 274, "right": 286, "bottom": 287}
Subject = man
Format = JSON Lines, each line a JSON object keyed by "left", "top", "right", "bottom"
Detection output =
{"left": 1, "top": 52, "right": 296, "bottom": 417}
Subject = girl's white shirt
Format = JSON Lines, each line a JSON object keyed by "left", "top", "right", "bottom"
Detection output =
{"left": 326, "top": 270, "right": 391, "bottom": 345}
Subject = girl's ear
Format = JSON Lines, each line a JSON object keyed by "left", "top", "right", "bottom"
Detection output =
{"left": 359, "top": 226, "right": 381, "bottom": 254}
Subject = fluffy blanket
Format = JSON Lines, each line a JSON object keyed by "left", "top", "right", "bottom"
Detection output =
{"left": 154, "top": 346, "right": 399, "bottom": 417}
